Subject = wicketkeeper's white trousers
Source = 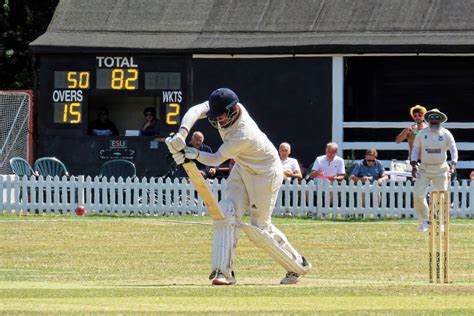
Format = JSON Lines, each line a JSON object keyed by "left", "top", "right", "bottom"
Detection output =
{"left": 412, "top": 163, "right": 449, "bottom": 223}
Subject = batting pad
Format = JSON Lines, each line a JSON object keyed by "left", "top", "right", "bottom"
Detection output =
{"left": 211, "top": 217, "right": 236, "bottom": 277}
{"left": 242, "top": 223, "right": 311, "bottom": 275}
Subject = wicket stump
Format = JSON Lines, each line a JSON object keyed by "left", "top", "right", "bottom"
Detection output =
{"left": 428, "top": 190, "right": 449, "bottom": 283}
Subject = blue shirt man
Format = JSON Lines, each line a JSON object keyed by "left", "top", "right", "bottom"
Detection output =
{"left": 188, "top": 131, "right": 214, "bottom": 176}
{"left": 350, "top": 149, "right": 388, "bottom": 185}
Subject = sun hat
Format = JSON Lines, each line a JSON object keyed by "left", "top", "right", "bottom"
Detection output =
{"left": 409, "top": 105, "right": 427, "bottom": 118}
{"left": 424, "top": 108, "right": 448, "bottom": 123}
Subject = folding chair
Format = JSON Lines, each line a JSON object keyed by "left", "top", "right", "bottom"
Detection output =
{"left": 34, "top": 157, "right": 69, "bottom": 177}
{"left": 99, "top": 159, "right": 136, "bottom": 179}
{"left": 98, "top": 159, "right": 137, "bottom": 213}
{"left": 10, "top": 157, "right": 36, "bottom": 176}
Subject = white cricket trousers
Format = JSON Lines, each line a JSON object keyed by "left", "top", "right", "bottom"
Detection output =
{"left": 412, "top": 163, "right": 449, "bottom": 222}
{"left": 225, "top": 163, "right": 282, "bottom": 228}
{"left": 211, "top": 162, "right": 291, "bottom": 277}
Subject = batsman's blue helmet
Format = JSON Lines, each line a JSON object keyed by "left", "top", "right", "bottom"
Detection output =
{"left": 207, "top": 88, "right": 239, "bottom": 119}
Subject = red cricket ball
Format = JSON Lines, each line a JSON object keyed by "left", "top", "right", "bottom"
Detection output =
{"left": 75, "top": 205, "right": 86, "bottom": 216}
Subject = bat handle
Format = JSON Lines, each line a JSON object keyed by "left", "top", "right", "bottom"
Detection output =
{"left": 180, "top": 149, "right": 192, "bottom": 164}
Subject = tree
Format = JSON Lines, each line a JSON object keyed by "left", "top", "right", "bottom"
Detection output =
{"left": 0, "top": 0, "right": 59, "bottom": 89}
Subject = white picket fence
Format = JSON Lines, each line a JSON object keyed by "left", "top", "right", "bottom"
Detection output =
{"left": 1, "top": 175, "right": 473, "bottom": 218}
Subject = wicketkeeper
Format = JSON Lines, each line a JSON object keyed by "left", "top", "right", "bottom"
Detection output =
{"left": 411, "top": 109, "right": 457, "bottom": 232}
{"left": 166, "top": 88, "right": 311, "bottom": 285}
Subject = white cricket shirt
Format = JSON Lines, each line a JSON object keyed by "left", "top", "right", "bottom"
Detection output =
{"left": 181, "top": 102, "right": 280, "bottom": 175}
{"left": 412, "top": 127, "right": 457, "bottom": 165}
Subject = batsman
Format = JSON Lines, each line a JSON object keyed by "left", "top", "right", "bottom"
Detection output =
{"left": 166, "top": 88, "right": 311, "bottom": 285}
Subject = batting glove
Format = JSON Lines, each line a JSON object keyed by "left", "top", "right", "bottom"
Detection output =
{"left": 171, "top": 147, "right": 200, "bottom": 165}
{"left": 165, "top": 128, "right": 188, "bottom": 154}
{"left": 184, "top": 147, "right": 199, "bottom": 160}
{"left": 172, "top": 151, "right": 186, "bottom": 165}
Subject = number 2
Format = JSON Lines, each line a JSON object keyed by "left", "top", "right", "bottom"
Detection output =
{"left": 166, "top": 103, "right": 180, "bottom": 125}
{"left": 125, "top": 69, "right": 138, "bottom": 90}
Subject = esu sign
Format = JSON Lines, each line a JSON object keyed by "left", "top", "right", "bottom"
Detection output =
{"left": 110, "top": 140, "right": 127, "bottom": 149}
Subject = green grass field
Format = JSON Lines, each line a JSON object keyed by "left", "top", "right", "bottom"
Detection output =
{"left": 1, "top": 215, "right": 473, "bottom": 315}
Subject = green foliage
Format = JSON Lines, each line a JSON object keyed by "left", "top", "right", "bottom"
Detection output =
{"left": 0, "top": 0, "right": 59, "bottom": 89}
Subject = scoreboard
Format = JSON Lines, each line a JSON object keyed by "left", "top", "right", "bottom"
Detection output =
{"left": 36, "top": 54, "right": 191, "bottom": 176}
{"left": 39, "top": 55, "right": 189, "bottom": 131}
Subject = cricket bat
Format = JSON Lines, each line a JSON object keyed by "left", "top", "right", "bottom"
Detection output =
{"left": 182, "top": 161, "right": 224, "bottom": 220}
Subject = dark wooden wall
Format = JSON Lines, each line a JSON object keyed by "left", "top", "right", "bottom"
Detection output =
{"left": 192, "top": 57, "right": 333, "bottom": 171}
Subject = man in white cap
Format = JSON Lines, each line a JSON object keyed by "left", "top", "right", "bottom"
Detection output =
{"left": 396, "top": 105, "right": 428, "bottom": 157}
{"left": 411, "top": 109, "right": 457, "bottom": 232}
{"left": 166, "top": 88, "right": 311, "bottom": 285}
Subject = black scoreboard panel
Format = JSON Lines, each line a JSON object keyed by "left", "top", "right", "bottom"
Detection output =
{"left": 37, "top": 54, "right": 191, "bottom": 177}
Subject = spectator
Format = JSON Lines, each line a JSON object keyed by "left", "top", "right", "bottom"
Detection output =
{"left": 308, "top": 142, "right": 345, "bottom": 208}
{"left": 395, "top": 105, "right": 428, "bottom": 157}
{"left": 140, "top": 107, "right": 162, "bottom": 138}
{"left": 88, "top": 107, "right": 119, "bottom": 136}
{"left": 279, "top": 142, "right": 302, "bottom": 181}
{"left": 309, "top": 142, "right": 345, "bottom": 181}
{"left": 350, "top": 149, "right": 388, "bottom": 185}
{"left": 470, "top": 170, "right": 474, "bottom": 181}
{"left": 189, "top": 131, "right": 214, "bottom": 177}
{"left": 350, "top": 149, "right": 388, "bottom": 209}
{"left": 208, "top": 159, "right": 235, "bottom": 179}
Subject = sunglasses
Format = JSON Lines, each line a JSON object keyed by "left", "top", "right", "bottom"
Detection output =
{"left": 413, "top": 113, "right": 424, "bottom": 118}
{"left": 145, "top": 113, "right": 154, "bottom": 117}
{"left": 427, "top": 114, "right": 442, "bottom": 120}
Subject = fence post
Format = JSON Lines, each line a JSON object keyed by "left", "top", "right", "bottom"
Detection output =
{"left": 4, "top": 175, "right": 13, "bottom": 214}
{"left": 338, "top": 180, "right": 346, "bottom": 217}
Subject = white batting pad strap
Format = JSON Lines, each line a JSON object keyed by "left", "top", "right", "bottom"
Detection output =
{"left": 211, "top": 214, "right": 236, "bottom": 278}
{"left": 242, "top": 223, "right": 311, "bottom": 275}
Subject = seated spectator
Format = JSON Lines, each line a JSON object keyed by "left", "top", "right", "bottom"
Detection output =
{"left": 308, "top": 142, "right": 345, "bottom": 208}
{"left": 470, "top": 170, "right": 474, "bottom": 181}
{"left": 88, "top": 107, "right": 119, "bottom": 136}
{"left": 279, "top": 142, "right": 302, "bottom": 181}
{"left": 189, "top": 131, "right": 214, "bottom": 177}
{"left": 309, "top": 142, "right": 345, "bottom": 181}
{"left": 350, "top": 149, "right": 388, "bottom": 185}
{"left": 140, "top": 107, "right": 162, "bottom": 138}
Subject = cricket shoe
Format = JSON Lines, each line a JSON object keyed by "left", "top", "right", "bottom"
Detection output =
{"left": 280, "top": 256, "right": 311, "bottom": 285}
{"left": 209, "top": 269, "right": 236, "bottom": 285}
{"left": 280, "top": 272, "right": 303, "bottom": 285}
{"left": 418, "top": 221, "right": 430, "bottom": 233}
